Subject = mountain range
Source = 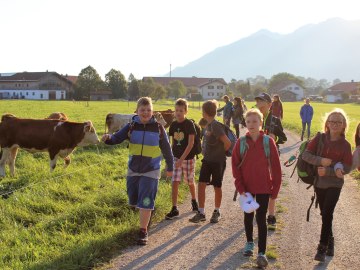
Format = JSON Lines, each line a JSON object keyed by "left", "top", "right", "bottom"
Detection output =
{"left": 168, "top": 18, "right": 360, "bottom": 82}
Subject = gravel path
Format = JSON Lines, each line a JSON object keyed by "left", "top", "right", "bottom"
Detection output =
{"left": 107, "top": 130, "right": 360, "bottom": 270}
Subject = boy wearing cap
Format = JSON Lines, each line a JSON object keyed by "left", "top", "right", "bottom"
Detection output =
{"left": 255, "top": 92, "right": 287, "bottom": 229}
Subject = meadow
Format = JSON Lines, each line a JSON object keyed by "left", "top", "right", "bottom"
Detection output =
{"left": 0, "top": 100, "right": 358, "bottom": 269}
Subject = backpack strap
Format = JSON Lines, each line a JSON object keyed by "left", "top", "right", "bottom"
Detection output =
{"left": 237, "top": 136, "right": 248, "bottom": 169}
{"left": 263, "top": 135, "right": 272, "bottom": 177}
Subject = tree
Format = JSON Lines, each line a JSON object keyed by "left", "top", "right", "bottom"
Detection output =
{"left": 167, "top": 80, "right": 187, "bottom": 99}
{"left": 236, "top": 80, "right": 251, "bottom": 98}
{"left": 332, "top": 78, "right": 342, "bottom": 85}
{"left": 105, "top": 69, "right": 127, "bottom": 99}
{"left": 128, "top": 79, "right": 140, "bottom": 101}
{"left": 152, "top": 85, "right": 167, "bottom": 100}
{"left": 140, "top": 78, "right": 156, "bottom": 97}
{"left": 268, "top": 72, "right": 305, "bottom": 94}
{"left": 128, "top": 73, "right": 135, "bottom": 82}
{"left": 74, "top": 66, "right": 104, "bottom": 99}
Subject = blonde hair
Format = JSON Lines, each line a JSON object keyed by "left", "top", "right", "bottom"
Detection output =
{"left": 323, "top": 108, "right": 349, "bottom": 135}
{"left": 245, "top": 108, "right": 263, "bottom": 122}
{"left": 136, "top": 97, "right": 153, "bottom": 110}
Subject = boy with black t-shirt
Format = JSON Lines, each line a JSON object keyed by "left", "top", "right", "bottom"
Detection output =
{"left": 165, "top": 98, "right": 199, "bottom": 220}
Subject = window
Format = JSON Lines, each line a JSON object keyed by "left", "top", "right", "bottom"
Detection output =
{"left": 32, "top": 92, "right": 35, "bottom": 96}
{"left": 40, "top": 94, "right": 43, "bottom": 99}
{"left": 26, "top": 92, "right": 28, "bottom": 96}
{"left": 208, "top": 85, "right": 214, "bottom": 89}
{"left": 208, "top": 92, "right": 214, "bottom": 96}
{"left": 295, "top": 87, "right": 299, "bottom": 90}
{"left": 217, "top": 85, "right": 223, "bottom": 89}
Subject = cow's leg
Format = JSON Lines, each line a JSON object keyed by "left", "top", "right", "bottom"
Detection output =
{"left": 8, "top": 146, "right": 18, "bottom": 177}
{"left": 64, "top": 156, "right": 71, "bottom": 168}
{"left": 0, "top": 148, "right": 10, "bottom": 177}
{"left": 49, "top": 151, "right": 59, "bottom": 172}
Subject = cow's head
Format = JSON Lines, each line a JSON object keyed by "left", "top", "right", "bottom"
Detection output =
{"left": 1, "top": 113, "right": 16, "bottom": 122}
{"left": 154, "top": 112, "right": 167, "bottom": 126}
{"left": 79, "top": 121, "right": 100, "bottom": 146}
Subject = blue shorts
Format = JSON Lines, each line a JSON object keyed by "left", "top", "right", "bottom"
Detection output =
{"left": 126, "top": 175, "right": 158, "bottom": 210}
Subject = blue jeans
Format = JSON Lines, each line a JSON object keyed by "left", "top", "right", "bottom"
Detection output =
{"left": 301, "top": 122, "right": 311, "bottom": 139}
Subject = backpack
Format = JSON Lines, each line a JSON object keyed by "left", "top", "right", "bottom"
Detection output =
{"left": 233, "top": 134, "right": 271, "bottom": 201}
{"left": 213, "top": 121, "right": 237, "bottom": 157}
{"left": 188, "top": 119, "right": 202, "bottom": 156}
{"left": 286, "top": 132, "right": 324, "bottom": 221}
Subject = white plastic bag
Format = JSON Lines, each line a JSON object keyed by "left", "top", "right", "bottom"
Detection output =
{"left": 239, "top": 192, "right": 259, "bottom": 213}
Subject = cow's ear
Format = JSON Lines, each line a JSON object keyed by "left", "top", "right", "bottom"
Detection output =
{"left": 84, "top": 121, "right": 92, "bottom": 132}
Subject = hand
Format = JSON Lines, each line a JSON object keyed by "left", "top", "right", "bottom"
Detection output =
{"left": 101, "top": 134, "right": 111, "bottom": 142}
{"left": 269, "top": 133, "right": 276, "bottom": 140}
{"left": 321, "top": 158, "right": 332, "bottom": 167}
{"left": 166, "top": 171, "right": 173, "bottom": 177}
{"left": 240, "top": 192, "right": 246, "bottom": 197}
{"left": 335, "top": 168, "right": 344, "bottom": 179}
{"left": 175, "top": 159, "right": 183, "bottom": 169}
{"left": 318, "top": 166, "right": 326, "bottom": 176}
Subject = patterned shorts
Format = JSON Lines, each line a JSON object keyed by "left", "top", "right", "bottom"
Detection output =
{"left": 172, "top": 157, "right": 196, "bottom": 183}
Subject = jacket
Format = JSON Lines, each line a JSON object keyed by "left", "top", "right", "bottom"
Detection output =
{"left": 232, "top": 131, "right": 282, "bottom": 199}
{"left": 263, "top": 110, "right": 287, "bottom": 144}
{"left": 232, "top": 104, "right": 244, "bottom": 125}
{"left": 217, "top": 101, "right": 233, "bottom": 119}
{"left": 302, "top": 133, "right": 352, "bottom": 189}
{"left": 105, "top": 115, "right": 174, "bottom": 179}
{"left": 300, "top": 104, "right": 313, "bottom": 123}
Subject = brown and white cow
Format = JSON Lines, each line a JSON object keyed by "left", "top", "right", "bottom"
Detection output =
{"left": 46, "top": 112, "right": 68, "bottom": 121}
{"left": 0, "top": 116, "right": 99, "bottom": 177}
{"left": 105, "top": 112, "right": 167, "bottom": 134}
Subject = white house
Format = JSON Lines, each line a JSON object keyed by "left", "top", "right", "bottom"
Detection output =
{"left": 142, "top": 76, "right": 227, "bottom": 99}
{"left": 270, "top": 82, "right": 305, "bottom": 101}
{"left": 324, "top": 81, "right": 359, "bottom": 103}
{"left": 0, "top": 72, "right": 77, "bottom": 100}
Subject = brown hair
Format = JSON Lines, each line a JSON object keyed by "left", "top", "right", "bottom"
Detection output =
{"left": 234, "top": 97, "right": 241, "bottom": 105}
{"left": 202, "top": 100, "right": 218, "bottom": 117}
{"left": 175, "top": 98, "right": 188, "bottom": 111}
{"left": 245, "top": 108, "right": 263, "bottom": 122}
{"left": 322, "top": 108, "right": 349, "bottom": 135}
{"left": 136, "top": 97, "right": 153, "bottom": 110}
{"left": 355, "top": 122, "right": 360, "bottom": 147}
{"left": 222, "top": 95, "right": 229, "bottom": 102}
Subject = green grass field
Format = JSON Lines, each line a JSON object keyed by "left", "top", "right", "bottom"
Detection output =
{"left": 0, "top": 100, "right": 358, "bottom": 269}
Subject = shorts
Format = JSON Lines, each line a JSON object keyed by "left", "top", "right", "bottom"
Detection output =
{"left": 126, "top": 175, "right": 158, "bottom": 210}
{"left": 199, "top": 159, "right": 226, "bottom": 188}
{"left": 172, "top": 157, "right": 195, "bottom": 184}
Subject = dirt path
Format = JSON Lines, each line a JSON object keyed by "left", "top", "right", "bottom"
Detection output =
{"left": 106, "top": 130, "right": 360, "bottom": 270}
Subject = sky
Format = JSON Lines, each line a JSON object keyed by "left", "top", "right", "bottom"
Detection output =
{"left": 1, "top": 0, "right": 360, "bottom": 80}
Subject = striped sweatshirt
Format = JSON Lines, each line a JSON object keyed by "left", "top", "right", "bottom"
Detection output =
{"left": 105, "top": 115, "right": 174, "bottom": 179}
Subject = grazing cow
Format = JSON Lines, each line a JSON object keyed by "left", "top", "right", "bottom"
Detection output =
{"left": 46, "top": 112, "right": 68, "bottom": 121}
{"left": 105, "top": 113, "right": 167, "bottom": 134}
{"left": 0, "top": 117, "right": 100, "bottom": 177}
{"left": 153, "top": 109, "right": 175, "bottom": 128}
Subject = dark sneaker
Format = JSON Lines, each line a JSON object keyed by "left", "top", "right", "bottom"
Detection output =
{"left": 314, "top": 244, "right": 326, "bottom": 262}
{"left": 326, "top": 237, "right": 334, "bottom": 256}
{"left": 243, "top": 241, "right": 255, "bottom": 256}
{"left": 191, "top": 200, "right": 199, "bottom": 212}
{"left": 257, "top": 253, "right": 269, "bottom": 268}
{"left": 210, "top": 210, "right": 221, "bottom": 223}
{"left": 267, "top": 215, "right": 276, "bottom": 230}
{"left": 189, "top": 212, "right": 206, "bottom": 223}
{"left": 137, "top": 229, "right": 148, "bottom": 245}
{"left": 165, "top": 206, "right": 179, "bottom": 220}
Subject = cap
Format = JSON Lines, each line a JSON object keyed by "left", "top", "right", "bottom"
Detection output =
{"left": 254, "top": 92, "right": 272, "bottom": 103}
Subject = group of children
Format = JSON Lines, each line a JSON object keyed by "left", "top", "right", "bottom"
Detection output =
{"left": 101, "top": 95, "right": 360, "bottom": 268}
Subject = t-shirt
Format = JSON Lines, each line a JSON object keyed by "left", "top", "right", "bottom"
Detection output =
{"left": 169, "top": 119, "right": 196, "bottom": 160}
{"left": 204, "top": 120, "right": 226, "bottom": 162}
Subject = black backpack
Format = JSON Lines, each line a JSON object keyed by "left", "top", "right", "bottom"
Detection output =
{"left": 286, "top": 132, "right": 324, "bottom": 221}
{"left": 208, "top": 120, "right": 237, "bottom": 157}
{"left": 188, "top": 119, "right": 202, "bottom": 156}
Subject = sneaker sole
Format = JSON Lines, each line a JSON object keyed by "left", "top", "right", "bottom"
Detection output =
{"left": 257, "top": 257, "right": 268, "bottom": 268}
{"left": 137, "top": 240, "right": 148, "bottom": 246}
{"left": 165, "top": 215, "right": 179, "bottom": 220}
{"left": 267, "top": 224, "right": 276, "bottom": 231}
{"left": 243, "top": 251, "right": 253, "bottom": 257}
{"left": 210, "top": 218, "right": 220, "bottom": 223}
{"left": 189, "top": 218, "right": 206, "bottom": 223}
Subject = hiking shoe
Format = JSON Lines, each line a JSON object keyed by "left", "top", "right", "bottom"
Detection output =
{"left": 210, "top": 210, "right": 221, "bottom": 223}
{"left": 165, "top": 206, "right": 179, "bottom": 220}
{"left": 137, "top": 229, "right": 148, "bottom": 245}
{"left": 191, "top": 199, "right": 199, "bottom": 212}
{"left": 257, "top": 253, "right": 269, "bottom": 268}
{"left": 326, "top": 237, "right": 334, "bottom": 256}
{"left": 314, "top": 244, "right": 327, "bottom": 262}
{"left": 189, "top": 212, "right": 206, "bottom": 223}
{"left": 267, "top": 215, "right": 277, "bottom": 230}
{"left": 243, "top": 241, "right": 255, "bottom": 256}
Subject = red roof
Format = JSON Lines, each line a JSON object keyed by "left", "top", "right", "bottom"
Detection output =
{"left": 143, "top": 77, "right": 227, "bottom": 87}
{"left": 328, "top": 82, "right": 359, "bottom": 93}
{"left": 63, "top": 75, "right": 78, "bottom": 84}
{"left": 0, "top": 72, "right": 77, "bottom": 86}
